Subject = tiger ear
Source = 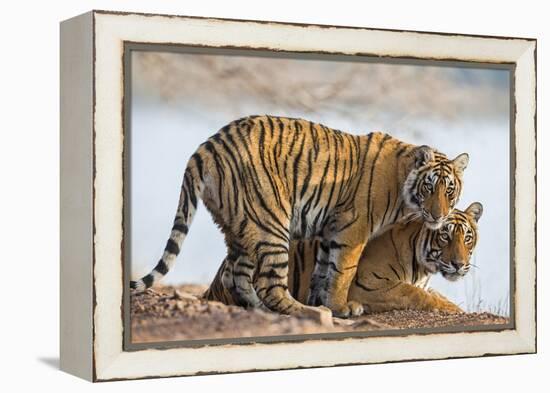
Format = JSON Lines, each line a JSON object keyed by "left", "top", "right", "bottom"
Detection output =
{"left": 452, "top": 153, "right": 469, "bottom": 172}
{"left": 413, "top": 145, "right": 434, "bottom": 168}
{"left": 465, "top": 202, "right": 483, "bottom": 222}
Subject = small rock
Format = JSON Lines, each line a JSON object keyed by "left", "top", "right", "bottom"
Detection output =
{"left": 173, "top": 289, "right": 198, "bottom": 301}
{"left": 300, "top": 306, "right": 334, "bottom": 327}
{"left": 176, "top": 301, "right": 186, "bottom": 311}
{"left": 332, "top": 317, "right": 356, "bottom": 327}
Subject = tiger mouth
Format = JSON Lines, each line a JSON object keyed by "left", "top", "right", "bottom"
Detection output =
{"left": 421, "top": 210, "right": 445, "bottom": 229}
{"left": 424, "top": 258, "right": 466, "bottom": 279}
{"left": 437, "top": 261, "right": 468, "bottom": 281}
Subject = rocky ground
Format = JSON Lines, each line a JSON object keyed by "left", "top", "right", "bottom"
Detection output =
{"left": 130, "top": 285, "right": 509, "bottom": 344}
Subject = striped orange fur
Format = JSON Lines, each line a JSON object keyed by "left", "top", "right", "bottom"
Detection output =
{"left": 206, "top": 203, "right": 482, "bottom": 314}
{"left": 132, "top": 115, "right": 468, "bottom": 318}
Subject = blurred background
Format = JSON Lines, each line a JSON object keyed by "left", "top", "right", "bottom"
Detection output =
{"left": 130, "top": 49, "right": 510, "bottom": 316}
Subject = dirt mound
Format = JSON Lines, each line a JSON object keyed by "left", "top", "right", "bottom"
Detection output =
{"left": 130, "top": 285, "right": 509, "bottom": 344}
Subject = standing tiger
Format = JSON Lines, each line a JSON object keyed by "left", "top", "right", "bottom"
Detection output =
{"left": 131, "top": 115, "right": 469, "bottom": 318}
{"left": 205, "top": 202, "right": 483, "bottom": 313}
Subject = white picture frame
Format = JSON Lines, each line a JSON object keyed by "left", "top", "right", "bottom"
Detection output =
{"left": 60, "top": 10, "right": 536, "bottom": 381}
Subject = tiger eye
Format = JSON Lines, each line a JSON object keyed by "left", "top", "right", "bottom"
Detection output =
{"left": 424, "top": 183, "right": 433, "bottom": 193}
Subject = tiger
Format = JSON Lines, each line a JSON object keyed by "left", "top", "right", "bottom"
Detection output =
{"left": 131, "top": 115, "right": 469, "bottom": 318}
{"left": 205, "top": 202, "right": 483, "bottom": 314}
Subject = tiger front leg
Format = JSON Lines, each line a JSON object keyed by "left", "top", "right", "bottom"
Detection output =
{"left": 307, "top": 239, "right": 331, "bottom": 306}
{"left": 426, "top": 288, "right": 464, "bottom": 313}
{"left": 321, "top": 222, "right": 367, "bottom": 318}
{"left": 351, "top": 282, "right": 463, "bottom": 314}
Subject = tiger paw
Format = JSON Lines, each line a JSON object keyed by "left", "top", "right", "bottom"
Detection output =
{"left": 331, "top": 301, "right": 365, "bottom": 318}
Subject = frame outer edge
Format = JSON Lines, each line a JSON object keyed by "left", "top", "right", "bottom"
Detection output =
{"left": 59, "top": 11, "right": 95, "bottom": 381}
{"left": 90, "top": 11, "right": 538, "bottom": 380}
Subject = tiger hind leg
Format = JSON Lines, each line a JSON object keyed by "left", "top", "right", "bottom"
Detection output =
{"left": 217, "top": 237, "right": 264, "bottom": 308}
{"left": 252, "top": 236, "right": 333, "bottom": 325}
{"left": 230, "top": 255, "right": 265, "bottom": 309}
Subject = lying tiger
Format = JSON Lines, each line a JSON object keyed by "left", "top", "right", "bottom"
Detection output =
{"left": 205, "top": 202, "right": 483, "bottom": 314}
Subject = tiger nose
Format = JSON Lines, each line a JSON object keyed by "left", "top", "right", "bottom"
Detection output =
{"left": 451, "top": 260, "right": 464, "bottom": 270}
{"left": 430, "top": 209, "right": 445, "bottom": 222}
{"left": 423, "top": 210, "right": 443, "bottom": 222}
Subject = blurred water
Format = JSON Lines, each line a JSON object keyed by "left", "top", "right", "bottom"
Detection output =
{"left": 130, "top": 99, "right": 509, "bottom": 315}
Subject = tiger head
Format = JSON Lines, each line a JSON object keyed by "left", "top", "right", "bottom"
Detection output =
{"left": 404, "top": 146, "right": 469, "bottom": 229}
{"left": 419, "top": 202, "right": 483, "bottom": 281}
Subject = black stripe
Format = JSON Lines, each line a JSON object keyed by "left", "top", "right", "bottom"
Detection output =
{"left": 236, "top": 261, "right": 255, "bottom": 269}
{"left": 278, "top": 303, "right": 294, "bottom": 314}
{"left": 271, "top": 297, "right": 285, "bottom": 309}
{"left": 315, "top": 258, "right": 329, "bottom": 266}
{"left": 257, "top": 270, "right": 286, "bottom": 279}
{"left": 258, "top": 250, "right": 288, "bottom": 260}
{"left": 154, "top": 260, "right": 169, "bottom": 275}
{"left": 243, "top": 203, "right": 289, "bottom": 243}
{"left": 411, "top": 230, "right": 420, "bottom": 284}
{"left": 381, "top": 192, "right": 392, "bottom": 226}
{"left": 367, "top": 134, "right": 391, "bottom": 231}
{"left": 312, "top": 148, "right": 332, "bottom": 208}
{"left": 187, "top": 174, "right": 198, "bottom": 209}
{"left": 389, "top": 230, "right": 407, "bottom": 278}
{"left": 299, "top": 148, "right": 315, "bottom": 200}
{"left": 180, "top": 178, "right": 189, "bottom": 219}
{"left": 329, "top": 240, "right": 347, "bottom": 249}
{"left": 173, "top": 223, "right": 189, "bottom": 234}
{"left": 165, "top": 238, "right": 180, "bottom": 255}
{"left": 327, "top": 261, "right": 343, "bottom": 274}
{"left": 372, "top": 272, "right": 390, "bottom": 281}
{"left": 142, "top": 274, "right": 154, "bottom": 288}
{"left": 389, "top": 264, "right": 401, "bottom": 280}
{"left": 291, "top": 131, "right": 307, "bottom": 204}
{"left": 265, "top": 284, "right": 288, "bottom": 293}
{"left": 236, "top": 153, "right": 290, "bottom": 238}
{"left": 396, "top": 144, "right": 409, "bottom": 157}
{"left": 354, "top": 279, "right": 376, "bottom": 292}
{"left": 270, "top": 261, "right": 289, "bottom": 269}
{"left": 232, "top": 271, "right": 252, "bottom": 278}
{"left": 323, "top": 131, "right": 339, "bottom": 211}
{"left": 292, "top": 259, "right": 301, "bottom": 298}
{"left": 336, "top": 213, "right": 359, "bottom": 232}
{"left": 258, "top": 120, "right": 284, "bottom": 208}
{"left": 191, "top": 152, "right": 204, "bottom": 182}
{"left": 282, "top": 121, "right": 299, "bottom": 178}
{"left": 254, "top": 241, "right": 288, "bottom": 253}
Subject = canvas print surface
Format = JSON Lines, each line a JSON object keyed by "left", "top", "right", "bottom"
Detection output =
{"left": 126, "top": 47, "right": 512, "bottom": 346}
